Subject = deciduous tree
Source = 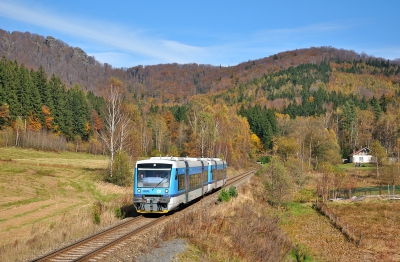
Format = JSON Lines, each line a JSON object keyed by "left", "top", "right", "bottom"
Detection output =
{"left": 99, "top": 78, "right": 128, "bottom": 177}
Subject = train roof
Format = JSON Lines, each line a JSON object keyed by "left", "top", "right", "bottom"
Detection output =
{"left": 149, "top": 157, "right": 224, "bottom": 162}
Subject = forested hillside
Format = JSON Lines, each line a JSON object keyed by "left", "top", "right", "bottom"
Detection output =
{"left": 3, "top": 29, "right": 399, "bottom": 102}
{"left": 2, "top": 28, "right": 400, "bottom": 170}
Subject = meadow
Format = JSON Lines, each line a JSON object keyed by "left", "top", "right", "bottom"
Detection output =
{"left": 0, "top": 147, "right": 132, "bottom": 261}
{"left": 1, "top": 147, "right": 399, "bottom": 261}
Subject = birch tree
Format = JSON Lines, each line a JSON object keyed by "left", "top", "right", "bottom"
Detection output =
{"left": 100, "top": 79, "right": 128, "bottom": 177}
{"left": 371, "top": 140, "right": 387, "bottom": 178}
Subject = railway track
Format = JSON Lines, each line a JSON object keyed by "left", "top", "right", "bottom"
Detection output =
{"left": 31, "top": 216, "right": 166, "bottom": 262}
{"left": 30, "top": 169, "right": 255, "bottom": 262}
{"left": 225, "top": 169, "right": 256, "bottom": 188}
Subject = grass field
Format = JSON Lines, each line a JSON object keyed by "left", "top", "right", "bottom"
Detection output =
{"left": 2, "top": 147, "right": 399, "bottom": 261}
{"left": 0, "top": 147, "right": 132, "bottom": 261}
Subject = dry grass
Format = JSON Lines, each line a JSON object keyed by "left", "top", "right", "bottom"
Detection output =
{"left": 161, "top": 178, "right": 292, "bottom": 262}
{"left": 3, "top": 147, "right": 397, "bottom": 262}
{"left": 279, "top": 166, "right": 400, "bottom": 261}
{"left": 0, "top": 147, "right": 132, "bottom": 262}
{"left": 328, "top": 199, "right": 400, "bottom": 261}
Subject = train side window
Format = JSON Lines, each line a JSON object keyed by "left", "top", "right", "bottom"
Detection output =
{"left": 189, "top": 173, "right": 201, "bottom": 189}
{"left": 178, "top": 174, "right": 185, "bottom": 191}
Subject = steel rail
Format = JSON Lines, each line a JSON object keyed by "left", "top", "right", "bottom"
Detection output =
{"left": 30, "top": 216, "right": 144, "bottom": 262}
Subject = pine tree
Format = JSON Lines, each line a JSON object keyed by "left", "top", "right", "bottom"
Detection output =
{"left": 48, "top": 74, "right": 70, "bottom": 134}
{"left": 67, "top": 84, "right": 91, "bottom": 141}
{"left": 33, "top": 65, "right": 52, "bottom": 109}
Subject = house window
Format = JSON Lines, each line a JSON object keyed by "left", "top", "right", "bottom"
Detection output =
{"left": 359, "top": 157, "right": 363, "bottom": 163}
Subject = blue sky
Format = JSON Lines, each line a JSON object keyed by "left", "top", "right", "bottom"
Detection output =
{"left": 1, "top": 0, "right": 399, "bottom": 68}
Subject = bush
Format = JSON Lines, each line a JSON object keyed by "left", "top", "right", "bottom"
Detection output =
{"left": 228, "top": 186, "right": 238, "bottom": 197}
{"left": 218, "top": 186, "right": 239, "bottom": 202}
{"left": 107, "top": 150, "right": 131, "bottom": 187}
{"left": 115, "top": 207, "right": 125, "bottom": 219}
{"left": 291, "top": 244, "right": 312, "bottom": 262}
{"left": 257, "top": 155, "right": 271, "bottom": 164}
{"left": 218, "top": 189, "right": 231, "bottom": 202}
{"left": 92, "top": 203, "right": 101, "bottom": 225}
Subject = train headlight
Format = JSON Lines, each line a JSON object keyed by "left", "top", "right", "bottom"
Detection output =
{"left": 165, "top": 189, "right": 168, "bottom": 194}
{"left": 137, "top": 189, "right": 141, "bottom": 193}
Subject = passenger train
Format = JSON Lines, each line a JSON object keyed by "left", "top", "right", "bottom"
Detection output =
{"left": 133, "top": 157, "right": 227, "bottom": 213}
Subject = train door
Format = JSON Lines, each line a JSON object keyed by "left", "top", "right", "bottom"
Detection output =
{"left": 201, "top": 161, "right": 205, "bottom": 195}
{"left": 184, "top": 161, "right": 189, "bottom": 203}
{"left": 213, "top": 160, "right": 217, "bottom": 188}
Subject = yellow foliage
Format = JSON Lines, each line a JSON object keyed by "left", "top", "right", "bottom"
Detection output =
{"left": 250, "top": 133, "right": 263, "bottom": 153}
{"left": 275, "top": 112, "right": 290, "bottom": 120}
{"left": 28, "top": 111, "right": 42, "bottom": 131}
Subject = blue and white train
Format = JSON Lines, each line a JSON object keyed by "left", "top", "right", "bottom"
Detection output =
{"left": 133, "top": 157, "right": 227, "bottom": 213}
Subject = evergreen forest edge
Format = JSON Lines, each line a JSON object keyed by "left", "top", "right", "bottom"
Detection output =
{"left": 1, "top": 50, "right": 400, "bottom": 179}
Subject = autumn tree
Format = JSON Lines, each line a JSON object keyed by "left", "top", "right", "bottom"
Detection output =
{"left": 100, "top": 78, "right": 129, "bottom": 177}
{"left": 382, "top": 163, "right": 399, "bottom": 196}
{"left": 150, "top": 114, "right": 168, "bottom": 153}
{"left": 250, "top": 133, "right": 263, "bottom": 156}
{"left": 285, "top": 157, "right": 308, "bottom": 196}
{"left": 273, "top": 136, "right": 299, "bottom": 162}
{"left": 13, "top": 116, "right": 24, "bottom": 146}
{"left": 370, "top": 139, "right": 387, "bottom": 178}
{"left": 41, "top": 105, "right": 53, "bottom": 130}
{"left": 261, "top": 157, "right": 292, "bottom": 207}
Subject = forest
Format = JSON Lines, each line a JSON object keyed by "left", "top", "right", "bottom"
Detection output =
{"left": 1, "top": 29, "right": 400, "bottom": 177}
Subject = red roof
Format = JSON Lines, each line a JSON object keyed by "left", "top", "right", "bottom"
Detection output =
{"left": 349, "top": 147, "right": 371, "bottom": 157}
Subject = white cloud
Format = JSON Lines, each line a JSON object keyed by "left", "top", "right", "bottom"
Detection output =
{"left": 0, "top": 0, "right": 207, "bottom": 65}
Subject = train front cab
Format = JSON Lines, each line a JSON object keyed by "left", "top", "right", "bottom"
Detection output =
{"left": 133, "top": 160, "right": 175, "bottom": 213}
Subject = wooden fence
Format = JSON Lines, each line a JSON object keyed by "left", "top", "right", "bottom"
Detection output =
{"left": 314, "top": 199, "right": 363, "bottom": 247}
{"left": 333, "top": 185, "right": 400, "bottom": 199}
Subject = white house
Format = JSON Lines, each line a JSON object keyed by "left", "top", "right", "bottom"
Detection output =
{"left": 349, "top": 147, "right": 374, "bottom": 164}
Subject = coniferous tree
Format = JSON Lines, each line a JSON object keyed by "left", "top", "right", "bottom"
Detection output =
{"left": 67, "top": 84, "right": 91, "bottom": 141}
{"left": 34, "top": 65, "right": 52, "bottom": 109}
{"left": 1, "top": 60, "right": 19, "bottom": 121}
{"left": 48, "top": 74, "right": 70, "bottom": 134}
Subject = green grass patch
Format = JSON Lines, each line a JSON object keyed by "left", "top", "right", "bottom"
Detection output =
{"left": 285, "top": 202, "right": 313, "bottom": 216}
{"left": 13, "top": 203, "right": 54, "bottom": 219}
{"left": 280, "top": 202, "right": 314, "bottom": 226}
{"left": 1, "top": 198, "right": 43, "bottom": 208}
{"left": 67, "top": 179, "right": 84, "bottom": 192}
{"left": 293, "top": 189, "right": 316, "bottom": 203}
{"left": 290, "top": 244, "right": 314, "bottom": 262}
{"left": 35, "top": 169, "right": 56, "bottom": 177}
{"left": 336, "top": 163, "right": 375, "bottom": 171}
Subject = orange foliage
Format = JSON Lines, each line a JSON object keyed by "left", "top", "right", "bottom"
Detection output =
{"left": 85, "top": 122, "right": 91, "bottom": 133}
{"left": 41, "top": 105, "right": 53, "bottom": 130}
{"left": 28, "top": 111, "right": 42, "bottom": 131}
{"left": 92, "top": 111, "right": 103, "bottom": 131}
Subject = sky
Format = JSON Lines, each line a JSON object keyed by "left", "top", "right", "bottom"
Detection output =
{"left": 0, "top": 0, "right": 399, "bottom": 68}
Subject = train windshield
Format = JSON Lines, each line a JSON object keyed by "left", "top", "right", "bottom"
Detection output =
{"left": 136, "top": 163, "right": 172, "bottom": 188}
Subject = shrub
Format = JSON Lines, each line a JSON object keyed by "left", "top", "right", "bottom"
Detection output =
{"left": 291, "top": 244, "right": 312, "bottom": 262}
{"left": 257, "top": 155, "right": 271, "bottom": 164}
{"left": 228, "top": 186, "right": 238, "bottom": 197}
{"left": 218, "top": 189, "right": 231, "bottom": 202}
{"left": 107, "top": 150, "right": 131, "bottom": 187}
{"left": 218, "top": 186, "right": 239, "bottom": 202}
{"left": 115, "top": 207, "right": 125, "bottom": 219}
{"left": 91, "top": 203, "right": 101, "bottom": 225}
